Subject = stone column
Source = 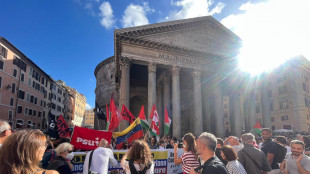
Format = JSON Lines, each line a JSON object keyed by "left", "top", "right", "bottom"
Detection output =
{"left": 119, "top": 58, "right": 131, "bottom": 109}
{"left": 148, "top": 63, "right": 157, "bottom": 117}
{"left": 230, "top": 92, "right": 242, "bottom": 137}
{"left": 248, "top": 91, "right": 257, "bottom": 131}
{"left": 171, "top": 66, "right": 181, "bottom": 138}
{"left": 192, "top": 70, "right": 203, "bottom": 135}
{"left": 261, "top": 79, "right": 271, "bottom": 128}
{"left": 214, "top": 82, "right": 225, "bottom": 138}
{"left": 157, "top": 84, "right": 164, "bottom": 136}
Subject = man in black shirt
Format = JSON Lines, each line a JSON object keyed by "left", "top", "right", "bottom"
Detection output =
{"left": 261, "top": 128, "right": 279, "bottom": 173}
{"left": 190, "top": 132, "right": 228, "bottom": 174}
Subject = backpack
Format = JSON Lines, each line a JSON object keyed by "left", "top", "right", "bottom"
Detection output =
{"left": 128, "top": 160, "right": 151, "bottom": 174}
{"left": 41, "top": 150, "right": 56, "bottom": 169}
{"left": 275, "top": 143, "right": 287, "bottom": 163}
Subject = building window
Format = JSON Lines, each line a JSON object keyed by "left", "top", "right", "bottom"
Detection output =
{"left": 18, "top": 90, "right": 25, "bottom": 100}
{"left": 57, "top": 106, "right": 61, "bottom": 112}
{"left": 28, "top": 109, "right": 33, "bottom": 116}
{"left": 281, "top": 115, "right": 289, "bottom": 121}
{"left": 33, "top": 110, "right": 36, "bottom": 117}
{"left": 28, "top": 78, "right": 31, "bottom": 86}
{"left": 17, "top": 106, "right": 23, "bottom": 113}
{"left": 27, "top": 121, "right": 32, "bottom": 128}
{"left": 0, "top": 60, "right": 4, "bottom": 70}
{"left": 0, "top": 46, "right": 7, "bottom": 58}
{"left": 41, "top": 77, "right": 45, "bottom": 85}
{"left": 30, "top": 95, "right": 34, "bottom": 103}
{"left": 10, "top": 98, "right": 14, "bottom": 106}
{"left": 25, "top": 108, "right": 28, "bottom": 115}
{"left": 38, "top": 112, "right": 41, "bottom": 118}
{"left": 57, "top": 97, "right": 61, "bottom": 103}
{"left": 0, "top": 76, "right": 2, "bottom": 88}
{"left": 20, "top": 73, "right": 24, "bottom": 82}
{"left": 277, "top": 75, "right": 287, "bottom": 83}
{"left": 51, "top": 103, "right": 56, "bottom": 109}
{"left": 12, "top": 83, "right": 16, "bottom": 93}
{"left": 13, "top": 69, "right": 17, "bottom": 77}
{"left": 34, "top": 97, "right": 37, "bottom": 105}
{"left": 8, "top": 111, "right": 13, "bottom": 120}
{"left": 38, "top": 123, "right": 41, "bottom": 129}
{"left": 279, "top": 100, "right": 289, "bottom": 109}
{"left": 272, "top": 126, "right": 275, "bottom": 130}
{"left": 16, "top": 120, "right": 24, "bottom": 129}
{"left": 278, "top": 86, "right": 287, "bottom": 95}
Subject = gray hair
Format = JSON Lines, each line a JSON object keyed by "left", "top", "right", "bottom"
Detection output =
{"left": 241, "top": 133, "right": 255, "bottom": 144}
{"left": 0, "top": 120, "right": 10, "bottom": 133}
{"left": 198, "top": 132, "right": 217, "bottom": 152}
{"left": 55, "top": 142, "right": 74, "bottom": 155}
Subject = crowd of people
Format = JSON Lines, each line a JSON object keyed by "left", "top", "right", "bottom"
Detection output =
{"left": 1, "top": 119, "right": 310, "bottom": 174}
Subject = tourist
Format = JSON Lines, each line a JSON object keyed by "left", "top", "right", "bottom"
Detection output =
{"left": 174, "top": 133, "right": 200, "bottom": 174}
{"left": 0, "top": 129, "right": 58, "bottom": 174}
{"left": 149, "top": 136, "right": 158, "bottom": 149}
{"left": 189, "top": 132, "right": 228, "bottom": 174}
{"left": 47, "top": 142, "right": 74, "bottom": 174}
{"left": 121, "top": 139, "right": 154, "bottom": 173}
{"left": 221, "top": 145, "right": 247, "bottom": 174}
{"left": 83, "top": 138, "right": 118, "bottom": 174}
{"left": 238, "top": 133, "right": 271, "bottom": 174}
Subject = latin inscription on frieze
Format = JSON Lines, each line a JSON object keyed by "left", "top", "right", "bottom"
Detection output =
{"left": 158, "top": 53, "right": 202, "bottom": 66}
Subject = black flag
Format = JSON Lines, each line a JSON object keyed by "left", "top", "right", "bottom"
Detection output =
{"left": 96, "top": 102, "right": 106, "bottom": 120}
{"left": 47, "top": 110, "right": 59, "bottom": 138}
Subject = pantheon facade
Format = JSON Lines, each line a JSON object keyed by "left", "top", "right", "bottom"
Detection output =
{"left": 94, "top": 16, "right": 264, "bottom": 138}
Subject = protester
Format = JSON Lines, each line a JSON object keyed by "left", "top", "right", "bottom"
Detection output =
{"left": 149, "top": 136, "right": 158, "bottom": 149}
{"left": 121, "top": 140, "right": 130, "bottom": 149}
{"left": 167, "top": 137, "right": 178, "bottom": 149}
{"left": 163, "top": 136, "right": 169, "bottom": 148}
{"left": 224, "top": 136, "right": 243, "bottom": 153}
{"left": 280, "top": 140, "right": 310, "bottom": 174}
{"left": 275, "top": 136, "right": 291, "bottom": 154}
{"left": 261, "top": 128, "right": 279, "bottom": 173}
{"left": 238, "top": 133, "right": 271, "bottom": 174}
{"left": 174, "top": 133, "right": 200, "bottom": 174}
{"left": 303, "top": 135, "right": 310, "bottom": 156}
{"left": 83, "top": 138, "right": 118, "bottom": 174}
{"left": 0, "top": 129, "right": 58, "bottom": 174}
{"left": 189, "top": 132, "right": 229, "bottom": 174}
{"left": 121, "top": 139, "right": 154, "bottom": 173}
{"left": 221, "top": 145, "right": 247, "bottom": 174}
{"left": 158, "top": 140, "right": 165, "bottom": 149}
{"left": 0, "top": 120, "right": 12, "bottom": 148}
{"left": 216, "top": 138, "right": 227, "bottom": 165}
{"left": 47, "top": 142, "right": 74, "bottom": 174}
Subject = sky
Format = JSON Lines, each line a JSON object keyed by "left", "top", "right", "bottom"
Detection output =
{"left": 1, "top": 0, "right": 309, "bottom": 109}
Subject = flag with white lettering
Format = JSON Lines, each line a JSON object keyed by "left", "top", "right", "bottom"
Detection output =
{"left": 71, "top": 126, "right": 112, "bottom": 150}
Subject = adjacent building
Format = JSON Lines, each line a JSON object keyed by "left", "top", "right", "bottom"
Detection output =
{"left": 84, "top": 109, "right": 95, "bottom": 129}
{"left": 0, "top": 37, "right": 85, "bottom": 130}
{"left": 67, "top": 87, "right": 87, "bottom": 126}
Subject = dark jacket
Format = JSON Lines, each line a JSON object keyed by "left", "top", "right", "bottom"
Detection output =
{"left": 47, "top": 156, "right": 72, "bottom": 174}
{"left": 195, "top": 156, "right": 229, "bottom": 174}
{"left": 238, "top": 144, "right": 271, "bottom": 174}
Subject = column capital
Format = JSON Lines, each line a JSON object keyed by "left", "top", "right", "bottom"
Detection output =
{"left": 192, "top": 70, "right": 201, "bottom": 80}
{"left": 171, "top": 66, "right": 180, "bottom": 76}
{"left": 120, "top": 57, "right": 131, "bottom": 69}
{"left": 148, "top": 63, "right": 157, "bottom": 73}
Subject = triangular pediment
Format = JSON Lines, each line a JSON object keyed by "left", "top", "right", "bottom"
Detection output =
{"left": 115, "top": 16, "right": 241, "bottom": 57}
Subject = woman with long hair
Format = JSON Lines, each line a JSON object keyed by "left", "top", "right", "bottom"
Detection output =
{"left": 221, "top": 145, "right": 247, "bottom": 174}
{"left": 174, "top": 133, "right": 200, "bottom": 174}
{"left": 121, "top": 139, "right": 154, "bottom": 174}
{"left": 0, "top": 129, "right": 59, "bottom": 174}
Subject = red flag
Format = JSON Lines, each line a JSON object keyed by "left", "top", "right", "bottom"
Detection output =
{"left": 254, "top": 120, "right": 262, "bottom": 129}
{"left": 149, "top": 104, "right": 160, "bottom": 136}
{"left": 71, "top": 126, "right": 112, "bottom": 150}
{"left": 138, "top": 105, "right": 149, "bottom": 129}
{"left": 108, "top": 96, "right": 122, "bottom": 132}
{"left": 121, "top": 105, "right": 136, "bottom": 124}
{"left": 56, "top": 115, "right": 71, "bottom": 138}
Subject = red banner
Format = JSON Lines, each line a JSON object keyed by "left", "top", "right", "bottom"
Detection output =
{"left": 71, "top": 126, "right": 112, "bottom": 150}
{"left": 56, "top": 115, "right": 71, "bottom": 138}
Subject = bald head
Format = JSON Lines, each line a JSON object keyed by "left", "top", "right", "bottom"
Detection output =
{"left": 99, "top": 138, "right": 109, "bottom": 148}
{"left": 229, "top": 136, "right": 240, "bottom": 146}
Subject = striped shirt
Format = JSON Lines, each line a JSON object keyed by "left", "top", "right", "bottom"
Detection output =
{"left": 226, "top": 160, "right": 247, "bottom": 174}
{"left": 180, "top": 151, "right": 200, "bottom": 174}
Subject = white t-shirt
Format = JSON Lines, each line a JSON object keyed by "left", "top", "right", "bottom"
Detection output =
{"left": 83, "top": 147, "right": 118, "bottom": 174}
{"left": 121, "top": 160, "right": 154, "bottom": 174}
